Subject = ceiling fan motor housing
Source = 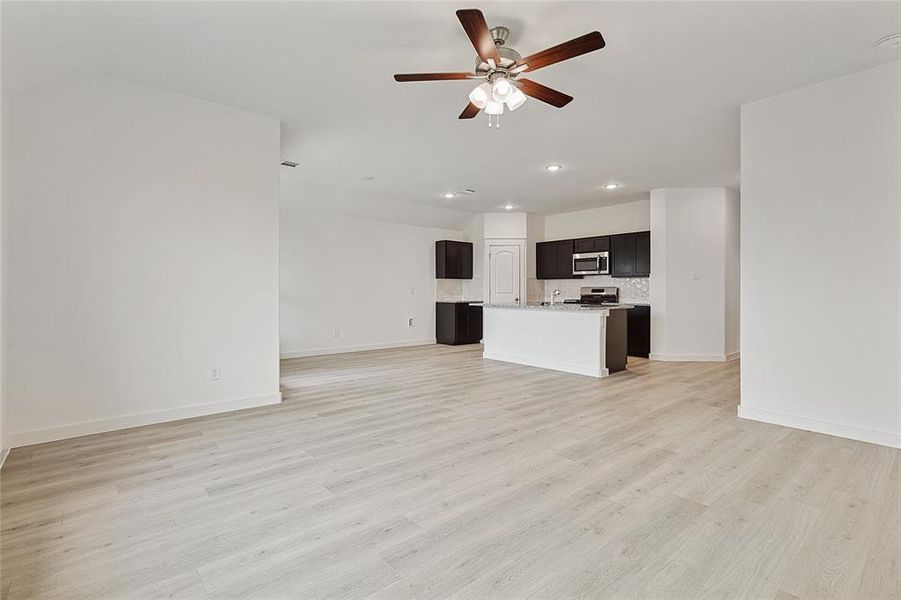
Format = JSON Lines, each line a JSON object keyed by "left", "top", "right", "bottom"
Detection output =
{"left": 474, "top": 37, "right": 522, "bottom": 77}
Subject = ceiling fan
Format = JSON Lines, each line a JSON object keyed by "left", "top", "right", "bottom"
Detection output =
{"left": 393, "top": 9, "right": 605, "bottom": 124}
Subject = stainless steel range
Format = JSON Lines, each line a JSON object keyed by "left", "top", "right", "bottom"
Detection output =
{"left": 578, "top": 286, "right": 620, "bottom": 306}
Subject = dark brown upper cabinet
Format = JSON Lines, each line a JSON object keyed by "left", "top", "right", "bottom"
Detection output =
{"left": 536, "top": 239, "right": 578, "bottom": 280}
{"left": 573, "top": 236, "right": 610, "bottom": 254}
{"left": 611, "top": 231, "right": 650, "bottom": 278}
{"left": 536, "top": 241, "right": 555, "bottom": 280}
{"left": 536, "top": 230, "right": 650, "bottom": 280}
{"left": 435, "top": 240, "right": 473, "bottom": 279}
{"left": 634, "top": 231, "right": 651, "bottom": 277}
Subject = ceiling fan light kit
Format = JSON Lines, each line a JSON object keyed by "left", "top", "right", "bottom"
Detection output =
{"left": 468, "top": 82, "right": 492, "bottom": 108}
{"left": 506, "top": 87, "right": 527, "bottom": 111}
{"left": 393, "top": 9, "right": 605, "bottom": 127}
{"left": 491, "top": 77, "right": 512, "bottom": 102}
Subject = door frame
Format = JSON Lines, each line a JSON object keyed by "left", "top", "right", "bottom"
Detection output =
{"left": 484, "top": 238, "right": 527, "bottom": 306}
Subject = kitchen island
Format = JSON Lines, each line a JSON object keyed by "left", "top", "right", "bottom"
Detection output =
{"left": 482, "top": 304, "right": 630, "bottom": 378}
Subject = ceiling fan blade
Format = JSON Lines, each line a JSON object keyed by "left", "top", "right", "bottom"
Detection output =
{"left": 394, "top": 72, "right": 476, "bottom": 82}
{"left": 516, "top": 79, "right": 573, "bottom": 108}
{"left": 459, "top": 102, "right": 481, "bottom": 119}
{"left": 456, "top": 9, "right": 501, "bottom": 65}
{"left": 520, "top": 31, "right": 605, "bottom": 72}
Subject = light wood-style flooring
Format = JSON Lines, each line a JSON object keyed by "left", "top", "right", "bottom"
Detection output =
{"left": 1, "top": 345, "right": 899, "bottom": 599}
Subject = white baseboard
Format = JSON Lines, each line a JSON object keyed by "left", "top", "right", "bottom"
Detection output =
{"left": 483, "top": 351, "right": 607, "bottom": 379}
{"left": 738, "top": 405, "right": 901, "bottom": 449}
{"left": 0, "top": 446, "right": 9, "bottom": 471}
{"left": 281, "top": 339, "right": 436, "bottom": 359}
{"left": 9, "top": 392, "right": 282, "bottom": 448}
{"left": 649, "top": 353, "right": 730, "bottom": 362}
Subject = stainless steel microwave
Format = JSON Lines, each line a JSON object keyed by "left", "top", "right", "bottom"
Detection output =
{"left": 573, "top": 252, "right": 610, "bottom": 275}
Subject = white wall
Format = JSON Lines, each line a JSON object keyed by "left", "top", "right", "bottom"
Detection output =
{"left": 8, "top": 76, "right": 281, "bottom": 446}
{"left": 280, "top": 204, "right": 464, "bottom": 357}
{"left": 650, "top": 187, "right": 738, "bottom": 362}
{"left": 462, "top": 214, "right": 485, "bottom": 302}
{"left": 0, "top": 85, "right": 9, "bottom": 464}
{"left": 544, "top": 199, "right": 650, "bottom": 240}
{"left": 725, "top": 189, "right": 740, "bottom": 355}
{"left": 526, "top": 213, "right": 545, "bottom": 302}
{"left": 526, "top": 213, "right": 545, "bottom": 279}
{"left": 740, "top": 62, "right": 900, "bottom": 448}
{"left": 484, "top": 212, "right": 527, "bottom": 239}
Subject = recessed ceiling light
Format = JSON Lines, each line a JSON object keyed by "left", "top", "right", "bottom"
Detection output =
{"left": 545, "top": 164, "right": 562, "bottom": 172}
{"left": 504, "top": 204, "right": 515, "bottom": 210}
{"left": 604, "top": 183, "right": 619, "bottom": 190}
{"left": 874, "top": 33, "right": 901, "bottom": 49}
{"left": 443, "top": 192, "right": 456, "bottom": 199}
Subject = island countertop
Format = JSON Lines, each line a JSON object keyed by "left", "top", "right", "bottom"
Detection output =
{"left": 482, "top": 303, "right": 633, "bottom": 312}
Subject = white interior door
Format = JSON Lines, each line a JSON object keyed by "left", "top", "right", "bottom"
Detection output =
{"left": 489, "top": 244, "right": 522, "bottom": 305}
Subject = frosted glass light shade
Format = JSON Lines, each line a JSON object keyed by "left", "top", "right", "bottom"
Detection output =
{"left": 468, "top": 83, "right": 492, "bottom": 109}
{"left": 506, "top": 87, "right": 526, "bottom": 111}
{"left": 485, "top": 100, "right": 504, "bottom": 115}
{"left": 492, "top": 78, "right": 512, "bottom": 102}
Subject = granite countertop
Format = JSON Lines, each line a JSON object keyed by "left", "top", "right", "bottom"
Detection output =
{"left": 483, "top": 303, "right": 634, "bottom": 311}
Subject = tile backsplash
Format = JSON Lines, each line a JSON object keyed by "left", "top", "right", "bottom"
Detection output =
{"left": 527, "top": 278, "right": 544, "bottom": 304}
{"left": 435, "top": 277, "right": 484, "bottom": 302}
{"left": 437, "top": 276, "right": 649, "bottom": 304}
{"left": 539, "top": 275, "right": 650, "bottom": 304}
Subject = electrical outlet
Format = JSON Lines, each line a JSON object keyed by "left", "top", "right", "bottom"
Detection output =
{"left": 408, "top": 317, "right": 415, "bottom": 328}
{"left": 410, "top": 286, "right": 416, "bottom": 295}
{"left": 209, "top": 366, "right": 222, "bottom": 382}
{"left": 332, "top": 328, "right": 340, "bottom": 338}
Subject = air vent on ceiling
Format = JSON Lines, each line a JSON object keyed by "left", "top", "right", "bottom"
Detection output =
{"left": 461, "top": 188, "right": 477, "bottom": 194}
{"left": 280, "top": 160, "right": 299, "bottom": 168}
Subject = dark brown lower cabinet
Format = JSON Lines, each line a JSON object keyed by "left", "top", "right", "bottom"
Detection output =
{"left": 436, "top": 302, "right": 483, "bottom": 345}
{"left": 605, "top": 308, "right": 628, "bottom": 373}
{"left": 627, "top": 304, "right": 650, "bottom": 358}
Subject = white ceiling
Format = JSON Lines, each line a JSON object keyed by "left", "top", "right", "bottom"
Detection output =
{"left": 3, "top": 1, "right": 899, "bottom": 230}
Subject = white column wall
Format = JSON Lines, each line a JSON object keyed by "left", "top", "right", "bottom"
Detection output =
{"left": 739, "top": 62, "right": 900, "bottom": 447}
{"left": 650, "top": 187, "right": 738, "bottom": 362}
